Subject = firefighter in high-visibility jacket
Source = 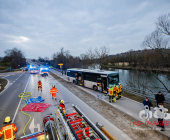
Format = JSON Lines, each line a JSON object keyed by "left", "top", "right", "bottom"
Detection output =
{"left": 37, "top": 80, "right": 42, "bottom": 91}
{"left": 50, "top": 85, "right": 58, "bottom": 100}
{"left": 119, "top": 83, "right": 122, "bottom": 98}
{"left": 115, "top": 85, "right": 119, "bottom": 99}
{"left": 58, "top": 100, "right": 66, "bottom": 114}
{"left": 108, "top": 86, "right": 116, "bottom": 103}
{"left": 0, "top": 116, "right": 18, "bottom": 140}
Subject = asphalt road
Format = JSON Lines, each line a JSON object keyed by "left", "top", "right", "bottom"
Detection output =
{"left": 50, "top": 69, "right": 170, "bottom": 137}
{"left": 0, "top": 71, "right": 30, "bottom": 129}
{"left": 0, "top": 70, "right": 132, "bottom": 140}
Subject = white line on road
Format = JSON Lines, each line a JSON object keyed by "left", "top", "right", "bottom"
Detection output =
{"left": 127, "top": 112, "right": 132, "bottom": 116}
{"left": 122, "top": 134, "right": 126, "bottom": 137}
{"left": 12, "top": 75, "right": 30, "bottom": 123}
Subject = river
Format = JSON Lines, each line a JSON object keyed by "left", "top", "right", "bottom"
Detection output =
{"left": 109, "top": 68, "right": 170, "bottom": 101}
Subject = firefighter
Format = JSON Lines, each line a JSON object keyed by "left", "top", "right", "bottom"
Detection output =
{"left": 37, "top": 80, "right": 42, "bottom": 91}
{"left": 118, "top": 83, "right": 122, "bottom": 99}
{"left": 0, "top": 116, "right": 18, "bottom": 140}
{"left": 108, "top": 86, "right": 116, "bottom": 103}
{"left": 50, "top": 85, "right": 58, "bottom": 100}
{"left": 58, "top": 100, "right": 66, "bottom": 114}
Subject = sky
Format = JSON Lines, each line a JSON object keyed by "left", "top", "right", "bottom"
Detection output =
{"left": 0, "top": 0, "right": 170, "bottom": 59}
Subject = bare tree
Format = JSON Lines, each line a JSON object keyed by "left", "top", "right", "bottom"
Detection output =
{"left": 142, "top": 13, "right": 170, "bottom": 94}
{"left": 95, "top": 46, "right": 110, "bottom": 70}
{"left": 156, "top": 13, "right": 170, "bottom": 35}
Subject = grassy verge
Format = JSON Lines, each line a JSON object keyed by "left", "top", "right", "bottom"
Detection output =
{"left": 0, "top": 78, "right": 8, "bottom": 92}
{"left": 122, "top": 91, "right": 170, "bottom": 113}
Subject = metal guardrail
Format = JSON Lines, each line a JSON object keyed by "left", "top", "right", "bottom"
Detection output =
{"left": 123, "top": 87, "right": 170, "bottom": 106}
{"left": 0, "top": 68, "right": 21, "bottom": 73}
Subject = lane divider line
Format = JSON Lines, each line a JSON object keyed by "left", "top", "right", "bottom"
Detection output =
{"left": 12, "top": 75, "right": 31, "bottom": 123}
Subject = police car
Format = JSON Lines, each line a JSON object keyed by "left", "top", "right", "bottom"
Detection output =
{"left": 30, "top": 68, "right": 39, "bottom": 74}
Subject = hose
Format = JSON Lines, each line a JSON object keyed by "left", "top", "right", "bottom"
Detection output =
{"left": 18, "top": 92, "right": 32, "bottom": 135}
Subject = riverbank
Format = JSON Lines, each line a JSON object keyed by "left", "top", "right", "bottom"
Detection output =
{"left": 103, "top": 65, "right": 170, "bottom": 73}
{"left": 0, "top": 78, "right": 8, "bottom": 93}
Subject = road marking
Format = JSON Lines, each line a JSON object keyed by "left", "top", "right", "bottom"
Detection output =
{"left": 12, "top": 75, "right": 30, "bottom": 123}
{"left": 127, "top": 112, "right": 132, "bottom": 116}
{"left": 2, "top": 75, "right": 9, "bottom": 78}
{"left": 29, "top": 118, "right": 40, "bottom": 133}
{"left": 122, "top": 134, "right": 126, "bottom": 137}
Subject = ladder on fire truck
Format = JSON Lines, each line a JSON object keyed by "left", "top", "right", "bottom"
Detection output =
{"left": 19, "top": 105, "right": 110, "bottom": 140}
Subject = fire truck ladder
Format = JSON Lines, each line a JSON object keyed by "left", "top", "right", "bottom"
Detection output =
{"left": 57, "top": 104, "right": 109, "bottom": 140}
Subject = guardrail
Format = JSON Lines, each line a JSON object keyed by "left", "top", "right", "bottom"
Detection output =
{"left": 0, "top": 68, "right": 21, "bottom": 73}
{"left": 123, "top": 87, "right": 170, "bottom": 106}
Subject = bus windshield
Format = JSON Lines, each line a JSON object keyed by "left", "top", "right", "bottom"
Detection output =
{"left": 108, "top": 74, "right": 119, "bottom": 87}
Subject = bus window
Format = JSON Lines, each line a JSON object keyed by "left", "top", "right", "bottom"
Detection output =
{"left": 108, "top": 76, "right": 119, "bottom": 87}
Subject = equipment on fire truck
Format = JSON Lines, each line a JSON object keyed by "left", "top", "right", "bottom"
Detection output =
{"left": 19, "top": 105, "right": 110, "bottom": 140}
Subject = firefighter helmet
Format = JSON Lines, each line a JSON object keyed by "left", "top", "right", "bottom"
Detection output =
{"left": 60, "top": 100, "right": 64, "bottom": 104}
{"left": 4, "top": 116, "right": 12, "bottom": 123}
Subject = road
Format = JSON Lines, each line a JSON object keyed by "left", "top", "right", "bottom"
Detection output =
{"left": 50, "top": 69, "right": 170, "bottom": 137}
{"left": 0, "top": 70, "right": 132, "bottom": 140}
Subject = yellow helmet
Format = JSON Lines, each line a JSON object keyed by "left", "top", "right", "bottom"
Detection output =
{"left": 60, "top": 100, "right": 64, "bottom": 104}
{"left": 4, "top": 116, "right": 12, "bottom": 123}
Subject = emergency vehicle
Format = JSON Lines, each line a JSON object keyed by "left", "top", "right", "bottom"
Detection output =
{"left": 19, "top": 105, "right": 114, "bottom": 140}
{"left": 39, "top": 67, "right": 49, "bottom": 76}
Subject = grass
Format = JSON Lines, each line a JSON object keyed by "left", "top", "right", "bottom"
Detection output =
{"left": 122, "top": 91, "right": 170, "bottom": 113}
{"left": 0, "top": 78, "right": 8, "bottom": 92}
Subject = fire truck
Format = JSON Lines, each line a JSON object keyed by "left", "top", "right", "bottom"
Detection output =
{"left": 19, "top": 105, "right": 115, "bottom": 140}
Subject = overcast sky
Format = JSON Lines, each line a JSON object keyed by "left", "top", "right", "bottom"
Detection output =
{"left": 0, "top": 0, "right": 170, "bottom": 59}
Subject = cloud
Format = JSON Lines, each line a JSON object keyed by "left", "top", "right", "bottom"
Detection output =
{"left": 7, "top": 35, "right": 30, "bottom": 43}
{"left": 0, "top": 0, "right": 170, "bottom": 58}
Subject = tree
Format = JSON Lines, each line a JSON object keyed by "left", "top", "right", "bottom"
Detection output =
{"left": 142, "top": 13, "right": 170, "bottom": 94}
{"left": 4, "top": 48, "right": 26, "bottom": 68}
{"left": 94, "top": 46, "right": 110, "bottom": 70}
{"left": 156, "top": 13, "right": 170, "bottom": 35}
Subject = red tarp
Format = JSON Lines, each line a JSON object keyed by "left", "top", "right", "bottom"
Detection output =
{"left": 19, "top": 103, "right": 51, "bottom": 112}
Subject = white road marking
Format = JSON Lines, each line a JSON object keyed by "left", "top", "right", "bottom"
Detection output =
{"left": 29, "top": 118, "right": 40, "bottom": 133}
{"left": 2, "top": 75, "right": 9, "bottom": 78}
{"left": 122, "top": 134, "right": 126, "bottom": 137}
{"left": 12, "top": 75, "right": 30, "bottom": 123}
{"left": 127, "top": 112, "right": 132, "bottom": 116}
{"left": 29, "top": 118, "right": 34, "bottom": 133}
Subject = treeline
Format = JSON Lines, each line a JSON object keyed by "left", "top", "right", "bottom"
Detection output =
{"left": 109, "top": 48, "right": 170, "bottom": 68}
{"left": 3, "top": 48, "right": 26, "bottom": 69}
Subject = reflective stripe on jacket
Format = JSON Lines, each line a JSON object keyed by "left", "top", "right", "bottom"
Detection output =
{"left": 108, "top": 87, "right": 113, "bottom": 96}
{"left": 37, "top": 81, "right": 42, "bottom": 86}
{"left": 59, "top": 103, "right": 65, "bottom": 110}
{"left": 119, "top": 85, "right": 122, "bottom": 92}
{"left": 0, "top": 123, "right": 18, "bottom": 140}
{"left": 50, "top": 87, "right": 58, "bottom": 94}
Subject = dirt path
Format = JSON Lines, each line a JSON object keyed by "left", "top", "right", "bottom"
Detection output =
{"left": 50, "top": 72, "right": 170, "bottom": 140}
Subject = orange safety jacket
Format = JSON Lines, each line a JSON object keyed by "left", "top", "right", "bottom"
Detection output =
{"left": 116, "top": 86, "right": 119, "bottom": 93}
{"left": 37, "top": 81, "right": 42, "bottom": 87}
{"left": 50, "top": 87, "right": 58, "bottom": 94}
{"left": 0, "top": 123, "right": 18, "bottom": 140}
{"left": 113, "top": 87, "right": 116, "bottom": 92}
{"left": 119, "top": 85, "right": 122, "bottom": 92}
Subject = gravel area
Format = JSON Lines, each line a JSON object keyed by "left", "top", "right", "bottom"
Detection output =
{"left": 50, "top": 72, "right": 170, "bottom": 140}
